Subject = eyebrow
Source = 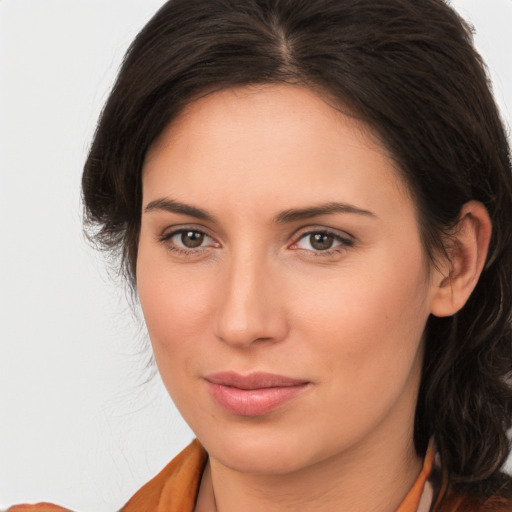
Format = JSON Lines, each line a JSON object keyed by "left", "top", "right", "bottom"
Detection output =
{"left": 144, "top": 198, "right": 376, "bottom": 224}
{"left": 274, "top": 202, "right": 376, "bottom": 224}
{"left": 144, "top": 198, "right": 217, "bottom": 223}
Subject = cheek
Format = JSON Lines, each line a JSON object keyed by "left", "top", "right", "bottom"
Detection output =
{"left": 136, "top": 246, "right": 216, "bottom": 378}
{"left": 140, "top": 276, "right": 210, "bottom": 342}
{"left": 286, "top": 259, "right": 429, "bottom": 450}
{"left": 292, "top": 251, "right": 430, "bottom": 386}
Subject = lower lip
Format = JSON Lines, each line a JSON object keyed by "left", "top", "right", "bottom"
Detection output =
{"left": 206, "top": 382, "right": 309, "bottom": 416}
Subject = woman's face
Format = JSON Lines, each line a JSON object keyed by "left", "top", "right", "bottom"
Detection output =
{"left": 137, "top": 85, "right": 440, "bottom": 474}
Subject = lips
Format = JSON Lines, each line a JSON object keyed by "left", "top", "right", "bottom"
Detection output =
{"left": 204, "top": 372, "right": 310, "bottom": 416}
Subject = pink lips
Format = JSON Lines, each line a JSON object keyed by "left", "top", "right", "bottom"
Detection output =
{"left": 204, "top": 372, "right": 310, "bottom": 416}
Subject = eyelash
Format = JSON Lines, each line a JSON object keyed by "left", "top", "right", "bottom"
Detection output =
{"left": 157, "top": 227, "right": 354, "bottom": 257}
{"left": 290, "top": 229, "right": 354, "bottom": 257}
{"left": 158, "top": 228, "right": 218, "bottom": 256}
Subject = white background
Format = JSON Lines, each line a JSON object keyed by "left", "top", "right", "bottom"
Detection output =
{"left": 1, "top": 1, "right": 511, "bottom": 510}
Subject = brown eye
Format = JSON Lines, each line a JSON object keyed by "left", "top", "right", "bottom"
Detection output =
{"left": 293, "top": 230, "right": 351, "bottom": 253}
{"left": 181, "top": 230, "right": 205, "bottom": 248}
{"left": 160, "top": 228, "right": 218, "bottom": 253}
{"left": 310, "top": 233, "right": 335, "bottom": 250}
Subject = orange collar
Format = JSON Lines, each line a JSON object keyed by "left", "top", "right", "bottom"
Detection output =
{"left": 121, "top": 439, "right": 435, "bottom": 512}
{"left": 396, "top": 441, "right": 435, "bottom": 512}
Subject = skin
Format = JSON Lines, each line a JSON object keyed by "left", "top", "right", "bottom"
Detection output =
{"left": 137, "top": 84, "right": 491, "bottom": 512}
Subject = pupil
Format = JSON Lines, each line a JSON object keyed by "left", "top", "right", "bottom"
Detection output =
{"left": 181, "top": 231, "right": 204, "bottom": 248}
{"left": 311, "top": 233, "right": 333, "bottom": 250}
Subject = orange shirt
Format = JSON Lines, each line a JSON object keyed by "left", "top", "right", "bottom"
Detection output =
{"left": 7, "top": 439, "right": 435, "bottom": 512}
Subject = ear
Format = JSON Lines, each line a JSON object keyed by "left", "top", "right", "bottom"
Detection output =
{"left": 430, "top": 201, "right": 492, "bottom": 318}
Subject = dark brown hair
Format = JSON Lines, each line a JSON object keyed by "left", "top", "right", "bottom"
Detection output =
{"left": 82, "top": 0, "right": 512, "bottom": 503}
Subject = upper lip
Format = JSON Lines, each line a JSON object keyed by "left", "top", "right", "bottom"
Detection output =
{"left": 204, "top": 372, "right": 309, "bottom": 390}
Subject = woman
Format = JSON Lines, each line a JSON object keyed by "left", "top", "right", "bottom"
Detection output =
{"left": 8, "top": 0, "right": 512, "bottom": 510}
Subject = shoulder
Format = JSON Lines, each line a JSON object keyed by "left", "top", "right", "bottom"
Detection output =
{"left": 6, "top": 441, "right": 207, "bottom": 512}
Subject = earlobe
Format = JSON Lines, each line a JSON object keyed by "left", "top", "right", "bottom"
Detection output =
{"left": 430, "top": 201, "right": 492, "bottom": 318}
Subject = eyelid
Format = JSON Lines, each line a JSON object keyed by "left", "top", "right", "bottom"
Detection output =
{"left": 159, "top": 223, "right": 215, "bottom": 239}
{"left": 291, "top": 225, "right": 354, "bottom": 242}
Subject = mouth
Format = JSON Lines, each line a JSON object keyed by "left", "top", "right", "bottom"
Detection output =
{"left": 204, "top": 372, "right": 310, "bottom": 416}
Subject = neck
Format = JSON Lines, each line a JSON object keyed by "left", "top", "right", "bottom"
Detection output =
{"left": 196, "top": 432, "right": 423, "bottom": 512}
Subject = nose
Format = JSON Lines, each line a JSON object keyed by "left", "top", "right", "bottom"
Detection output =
{"left": 213, "top": 252, "right": 288, "bottom": 349}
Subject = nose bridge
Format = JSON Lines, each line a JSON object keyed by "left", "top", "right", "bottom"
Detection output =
{"left": 214, "top": 245, "right": 285, "bottom": 348}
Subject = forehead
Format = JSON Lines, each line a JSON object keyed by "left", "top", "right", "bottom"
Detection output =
{"left": 146, "top": 84, "right": 391, "bottom": 167}
{"left": 142, "top": 84, "right": 412, "bottom": 217}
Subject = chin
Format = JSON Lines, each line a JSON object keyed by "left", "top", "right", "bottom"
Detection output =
{"left": 197, "top": 422, "right": 336, "bottom": 475}
{"left": 215, "top": 441, "right": 310, "bottom": 475}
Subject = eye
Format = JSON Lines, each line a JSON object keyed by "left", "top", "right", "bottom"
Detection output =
{"left": 301, "top": 232, "right": 337, "bottom": 251}
{"left": 175, "top": 230, "right": 207, "bottom": 248}
{"left": 292, "top": 230, "right": 353, "bottom": 253}
{"left": 159, "top": 228, "right": 219, "bottom": 253}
